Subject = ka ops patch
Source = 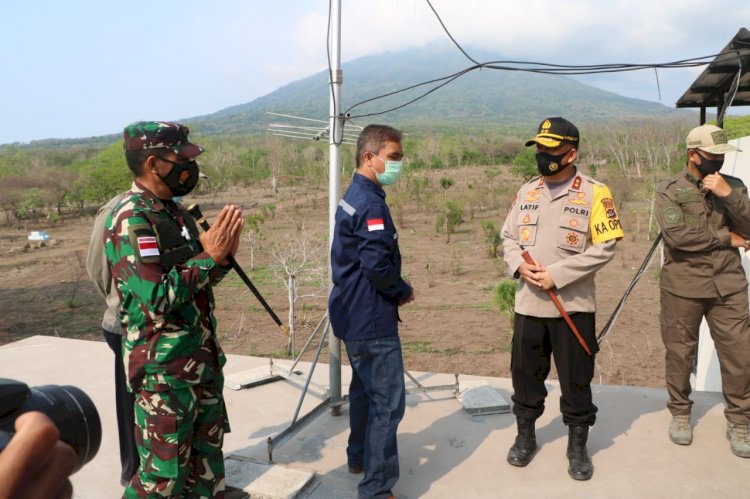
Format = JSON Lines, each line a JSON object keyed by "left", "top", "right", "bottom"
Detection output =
{"left": 663, "top": 206, "right": 681, "bottom": 226}
{"left": 128, "top": 223, "right": 161, "bottom": 263}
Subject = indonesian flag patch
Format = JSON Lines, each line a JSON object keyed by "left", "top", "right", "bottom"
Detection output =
{"left": 137, "top": 236, "right": 160, "bottom": 257}
{"left": 367, "top": 218, "right": 385, "bottom": 231}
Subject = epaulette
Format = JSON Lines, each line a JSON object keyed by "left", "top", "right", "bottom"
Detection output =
{"left": 522, "top": 175, "right": 543, "bottom": 188}
{"left": 657, "top": 177, "right": 679, "bottom": 192}
{"left": 582, "top": 175, "right": 604, "bottom": 187}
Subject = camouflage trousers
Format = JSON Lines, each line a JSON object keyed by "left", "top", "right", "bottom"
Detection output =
{"left": 123, "top": 377, "right": 229, "bottom": 498}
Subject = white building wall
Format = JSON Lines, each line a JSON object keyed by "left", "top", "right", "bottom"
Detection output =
{"left": 695, "top": 134, "right": 750, "bottom": 391}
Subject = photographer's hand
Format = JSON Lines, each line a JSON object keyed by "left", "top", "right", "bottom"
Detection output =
{"left": 0, "top": 412, "right": 77, "bottom": 499}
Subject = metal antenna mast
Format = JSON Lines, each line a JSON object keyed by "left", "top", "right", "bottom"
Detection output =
{"left": 327, "top": 0, "right": 343, "bottom": 416}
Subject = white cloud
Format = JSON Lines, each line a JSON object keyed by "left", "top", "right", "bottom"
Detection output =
{"left": 1, "top": 0, "right": 748, "bottom": 143}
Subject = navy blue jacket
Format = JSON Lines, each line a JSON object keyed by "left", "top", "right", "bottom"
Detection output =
{"left": 329, "top": 173, "right": 412, "bottom": 341}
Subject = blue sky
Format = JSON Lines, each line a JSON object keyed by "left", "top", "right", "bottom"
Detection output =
{"left": 1, "top": 0, "right": 748, "bottom": 144}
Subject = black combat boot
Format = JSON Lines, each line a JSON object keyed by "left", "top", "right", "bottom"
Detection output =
{"left": 507, "top": 417, "right": 537, "bottom": 467}
{"left": 566, "top": 425, "right": 594, "bottom": 480}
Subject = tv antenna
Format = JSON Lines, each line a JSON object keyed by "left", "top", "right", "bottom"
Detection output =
{"left": 267, "top": 112, "right": 360, "bottom": 145}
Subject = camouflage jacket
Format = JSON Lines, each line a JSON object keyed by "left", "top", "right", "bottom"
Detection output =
{"left": 104, "top": 181, "right": 229, "bottom": 392}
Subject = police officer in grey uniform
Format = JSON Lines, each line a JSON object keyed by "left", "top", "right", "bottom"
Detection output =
{"left": 501, "top": 117, "right": 623, "bottom": 480}
{"left": 655, "top": 124, "right": 750, "bottom": 458}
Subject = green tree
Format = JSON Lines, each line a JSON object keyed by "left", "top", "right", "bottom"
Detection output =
{"left": 70, "top": 142, "right": 130, "bottom": 205}
{"left": 17, "top": 187, "right": 48, "bottom": 220}
{"left": 481, "top": 220, "right": 501, "bottom": 258}
{"left": 511, "top": 148, "right": 538, "bottom": 180}
{"left": 436, "top": 200, "right": 464, "bottom": 243}
{"left": 439, "top": 176, "right": 454, "bottom": 198}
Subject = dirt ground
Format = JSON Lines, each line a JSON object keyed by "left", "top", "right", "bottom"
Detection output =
{"left": 0, "top": 165, "right": 665, "bottom": 388}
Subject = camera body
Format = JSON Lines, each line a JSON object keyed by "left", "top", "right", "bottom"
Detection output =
{"left": 0, "top": 378, "right": 101, "bottom": 470}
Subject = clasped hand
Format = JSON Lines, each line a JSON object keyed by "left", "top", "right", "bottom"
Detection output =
{"left": 199, "top": 205, "right": 245, "bottom": 265}
{"left": 519, "top": 261, "right": 555, "bottom": 290}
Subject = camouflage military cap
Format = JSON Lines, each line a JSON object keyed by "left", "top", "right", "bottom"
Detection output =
{"left": 123, "top": 121, "right": 204, "bottom": 157}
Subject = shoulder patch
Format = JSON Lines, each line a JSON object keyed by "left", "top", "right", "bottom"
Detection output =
{"left": 127, "top": 223, "right": 161, "bottom": 263}
{"left": 367, "top": 218, "right": 385, "bottom": 231}
{"left": 663, "top": 206, "right": 682, "bottom": 226}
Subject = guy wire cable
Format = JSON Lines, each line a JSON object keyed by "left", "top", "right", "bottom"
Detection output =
{"left": 596, "top": 233, "right": 663, "bottom": 345}
{"left": 718, "top": 55, "right": 743, "bottom": 124}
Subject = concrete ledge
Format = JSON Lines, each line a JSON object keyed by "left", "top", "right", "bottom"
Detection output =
{"left": 225, "top": 455, "right": 315, "bottom": 499}
{"left": 457, "top": 380, "right": 511, "bottom": 415}
{"left": 1, "top": 336, "right": 746, "bottom": 499}
{"left": 226, "top": 365, "right": 283, "bottom": 390}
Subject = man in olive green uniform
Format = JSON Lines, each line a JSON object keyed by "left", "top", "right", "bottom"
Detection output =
{"left": 502, "top": 117, "right": 623, "bottom": 480}
{"left": 105, "top": 121, "right": 244, "bottom": 497}
{"left": 655, "top": 124, "right": 750, "bottom": 458}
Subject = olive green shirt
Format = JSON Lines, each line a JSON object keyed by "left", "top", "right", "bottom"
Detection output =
{"left": 655, "top": 168, "right": 750, "bottom": 298}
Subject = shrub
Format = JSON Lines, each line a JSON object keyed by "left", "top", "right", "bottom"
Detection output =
{"left": 493, "top": 279, "right": 518, "bottom": 326}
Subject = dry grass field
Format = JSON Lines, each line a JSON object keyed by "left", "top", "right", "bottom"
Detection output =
{"left": 0, "top": 164, "right": 665, "bottom": 388}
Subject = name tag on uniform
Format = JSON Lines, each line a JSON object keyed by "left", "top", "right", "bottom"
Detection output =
{"left": 367, "top": 218, "right": 385, "bottom": 231}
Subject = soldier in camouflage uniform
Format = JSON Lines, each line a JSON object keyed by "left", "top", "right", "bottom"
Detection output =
{"left": 105, "top": 121, "right": 244, "bottom": 497}
{"left": 655, "top": 124, "right": 750, "bottom": 458}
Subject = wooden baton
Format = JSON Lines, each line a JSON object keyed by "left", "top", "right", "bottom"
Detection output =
{"left": 520, "top": 251, "right": 592, "bottom": 357}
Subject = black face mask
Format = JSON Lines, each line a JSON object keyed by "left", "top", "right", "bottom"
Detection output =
{"left": 536, "top": 151, "right": 570, "bottom": 176}
{"left": 158, "top": 159, "right": 199, "bottom": 197}
{"left": 693, "top": 152, "right": 724, "bottom": 177}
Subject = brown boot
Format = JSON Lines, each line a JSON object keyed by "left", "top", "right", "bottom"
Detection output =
{"left": 669, "top": 415, "right": 693, "bottom": 445}
{"left": 727, "top": 421, "right": 750, "bottom": 458}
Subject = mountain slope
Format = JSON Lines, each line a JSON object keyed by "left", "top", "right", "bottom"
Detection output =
{"left": 190, "top": 45, "right": 685, "bottom": 135}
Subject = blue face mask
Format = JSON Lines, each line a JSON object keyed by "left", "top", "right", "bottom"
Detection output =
{"left": 371, "top": 155, "right": 403, "bottom": 186}
{"left": 172, "top": 196, "right": 184, "bottom": 203}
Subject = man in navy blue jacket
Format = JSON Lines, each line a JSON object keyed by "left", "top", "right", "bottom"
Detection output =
{"left": 329, "top": 124, "right": 415, "bottom": 499}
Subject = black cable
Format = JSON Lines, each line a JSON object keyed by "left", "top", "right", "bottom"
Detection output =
{"left": 344, "top": 65, "right": 480, "bottom": 116}
{"left": 326, "top": 0, "right": 344, "bottom": 146}
{"left": 344, "top": 48, "right": 748, "bottom": 121}
{"left": 348, "top": 67, "right": 476, "bottom": 119}
{"left": 425, "top": 0, "right": 479, "bottom": 65}
{"left": 340, "top": 0, "right": 750, "bottom": 129}
{"left": 718, "top": 55, "right": 743, "bottom": 124}
{"left": 654, "top": 68, "right": 662, "bottom": 102}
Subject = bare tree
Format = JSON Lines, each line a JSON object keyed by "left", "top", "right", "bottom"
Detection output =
{"left": 241, "top": 214, "right": 266, "bottom": 271}
{"left": 270, "top": 228, "right": 327, "bottom": 356}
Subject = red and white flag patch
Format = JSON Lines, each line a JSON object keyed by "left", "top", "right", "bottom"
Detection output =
{"left": 137, "top": 236, "right": 160, "bottom": 257}
{"left": 367, "top": 218, "right": 385, "bottom": 231}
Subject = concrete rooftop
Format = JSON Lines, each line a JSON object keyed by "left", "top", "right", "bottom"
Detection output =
{"left": 0, "top": 336, "right": 745, "bottom": 499}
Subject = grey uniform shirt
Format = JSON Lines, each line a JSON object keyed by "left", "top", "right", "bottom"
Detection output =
{"left": 86, "top": 193, "right": 125, "bottom": 334}
{"left": 501, "top": 169, "right": 623, "bottom": 318}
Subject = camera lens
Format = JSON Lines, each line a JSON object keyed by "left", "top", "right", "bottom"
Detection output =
{"left": 25, "top": 385, "right": 102, "bottom": 469}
